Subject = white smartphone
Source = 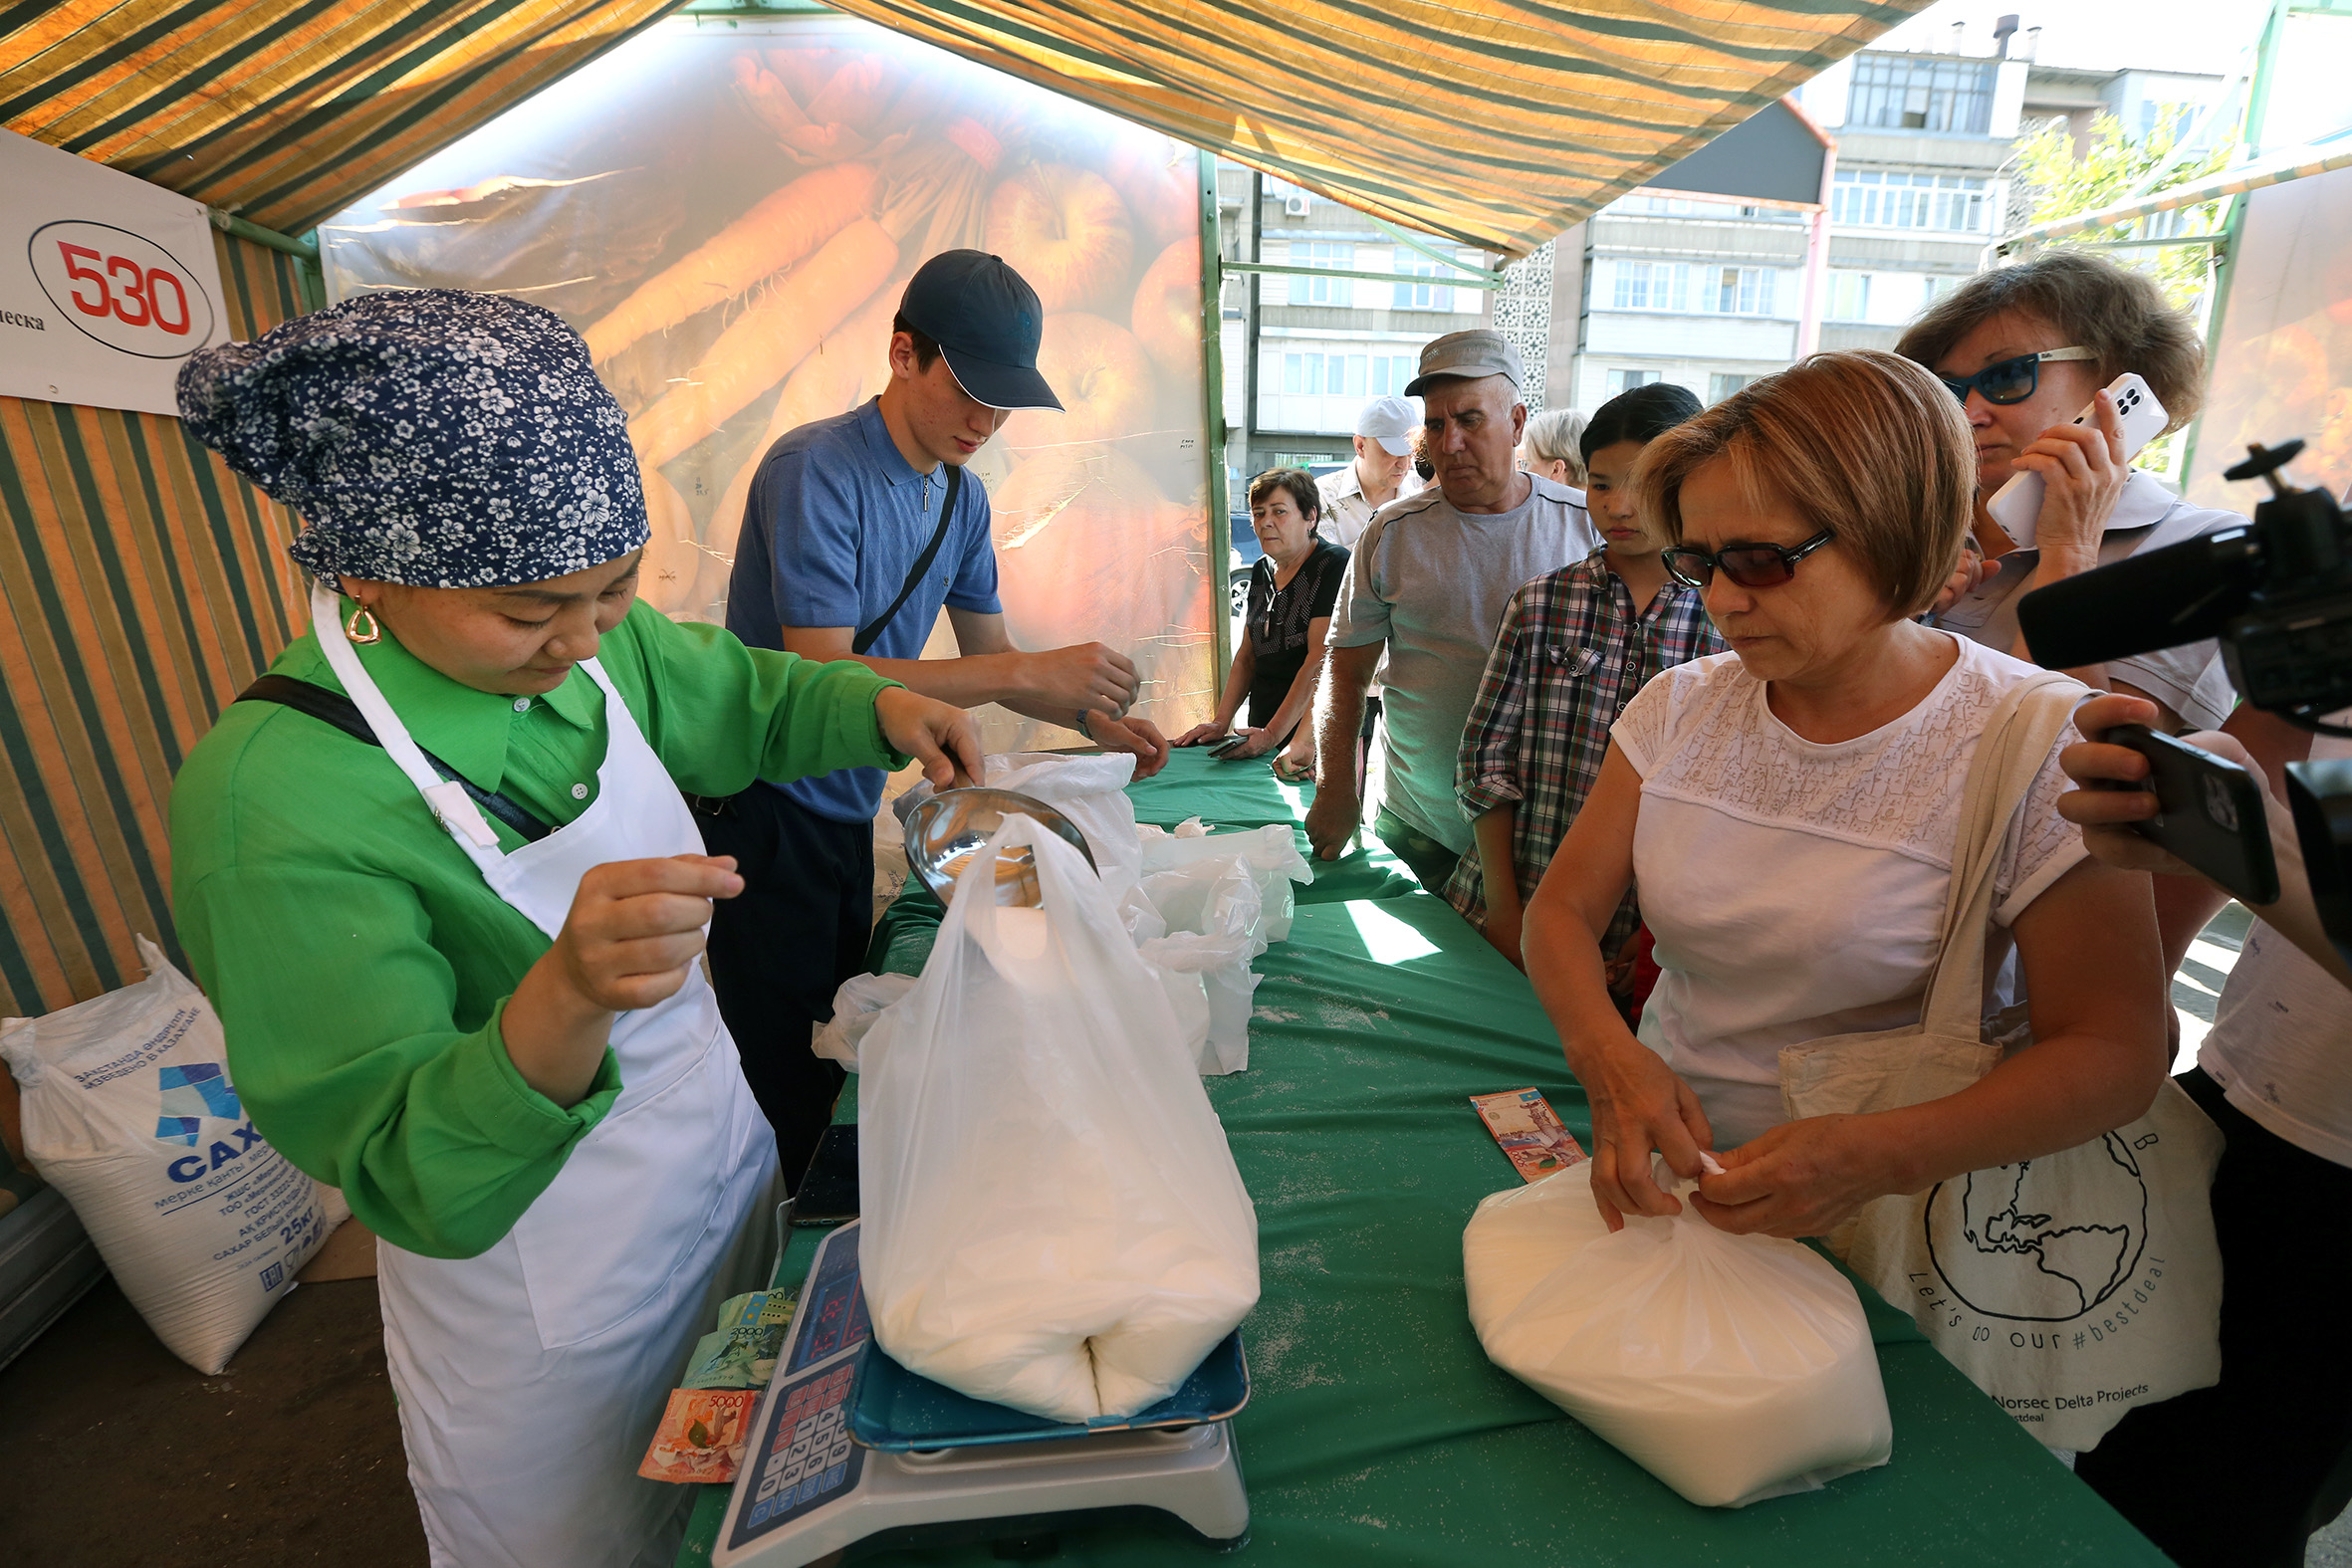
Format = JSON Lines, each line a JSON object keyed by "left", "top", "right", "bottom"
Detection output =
{"left": 1984, "top": 373, "right": 2170, "bottom": 548}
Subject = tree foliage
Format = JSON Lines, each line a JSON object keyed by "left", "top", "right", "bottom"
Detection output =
{"left": 2008, "top": 107, "right": 2235, "bottom": 312}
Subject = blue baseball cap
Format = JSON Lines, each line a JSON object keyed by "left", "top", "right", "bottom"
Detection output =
{"left": 897, "top": 250, "right": 1063, "bottom": 412}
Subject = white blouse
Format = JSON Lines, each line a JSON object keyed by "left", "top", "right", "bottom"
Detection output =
{"left": 1611, "top": 635, "right": 2086, "bottom": 1148}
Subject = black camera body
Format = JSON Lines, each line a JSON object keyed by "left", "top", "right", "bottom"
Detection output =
{"left": 2016, "top": 439, "right": 2352, "bottom": 965}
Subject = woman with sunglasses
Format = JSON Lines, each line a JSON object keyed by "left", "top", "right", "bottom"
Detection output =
{"left": 1896, "top": 252, "right": 2235, "bottom": 735}
{"left": 1518, "top": 350, "right": 2165, "bottom": 1245}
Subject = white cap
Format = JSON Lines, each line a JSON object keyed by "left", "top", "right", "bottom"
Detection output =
{"left": 1354, "top": 394, "right": 1420, "bottom": 457}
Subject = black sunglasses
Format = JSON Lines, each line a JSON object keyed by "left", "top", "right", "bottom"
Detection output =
{"left": 1938, "top": 346, "right": 2096, "bottom": 406}
{"left": 1662, "top": 527, "right": 1836, "bottom": 591}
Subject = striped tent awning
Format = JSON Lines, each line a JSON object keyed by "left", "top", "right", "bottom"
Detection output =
{"left": 0, "top": 0, "right": 683, "bottom": 237}
{"left": 821, "top": 0, "right": 1932, "bottom": 257}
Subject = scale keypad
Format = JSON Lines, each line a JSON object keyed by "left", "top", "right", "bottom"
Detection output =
{"left": 749, "top": 1363, "right": 860, "bottom": 1526}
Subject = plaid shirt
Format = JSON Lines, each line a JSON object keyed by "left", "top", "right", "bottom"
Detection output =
{"left": 1443, "top": 550, "right": 1726, "bottom": 962}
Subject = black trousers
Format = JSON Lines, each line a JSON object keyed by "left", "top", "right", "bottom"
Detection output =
{"left": 692, "top": 786, "right": 869, "bottom": 1193}
{"left": 2074, "top": 1067, "right": 2352, "bottom": 1567}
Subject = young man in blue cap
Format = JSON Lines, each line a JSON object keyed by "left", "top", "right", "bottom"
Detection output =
{"left": 714, "top": 250, "right": 1169, "bottom": 1180}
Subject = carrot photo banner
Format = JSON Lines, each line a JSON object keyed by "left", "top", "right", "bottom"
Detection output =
{"left": 320, "top": 16, "right": 1218, "bottom": 758}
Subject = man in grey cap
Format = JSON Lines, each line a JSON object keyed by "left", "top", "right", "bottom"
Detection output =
{"left": 1304, "top": 329, "right": 1596, "bottom": 891}
{"left": 1316, "top": 393, "right": 1419, "bottom": 551}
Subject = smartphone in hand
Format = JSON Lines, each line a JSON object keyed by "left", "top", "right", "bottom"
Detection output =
{"left": 2107, "top": 724, "right": 2280, "bottom": 905}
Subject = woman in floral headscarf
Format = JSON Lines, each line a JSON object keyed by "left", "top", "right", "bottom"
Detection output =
{"left": 169, "top": 290, "right": 977, "bottom": 1568}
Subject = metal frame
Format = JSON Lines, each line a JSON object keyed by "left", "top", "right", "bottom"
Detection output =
{"left": 208, "top": 207, "right": 327, "bottom": 311}
{"left": 1199, "top": 148, "right": 1233, "bottom": 695}
{"left": 1219, "top": 259, "right": 1502, "bottom": 291}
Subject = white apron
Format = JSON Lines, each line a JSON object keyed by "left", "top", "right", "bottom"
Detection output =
{"left": 314, "top": 587, "right": 780, "bottom": 1568}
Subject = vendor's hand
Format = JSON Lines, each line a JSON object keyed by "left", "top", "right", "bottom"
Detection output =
{"left": 1304, "top": 782, "right": 1359, "bottom": 861}
{"left": 553, "top": 854, "right": 744, "bottom": 1013}
{"left": 1082, "top": 709, "right": 1172, "bottom": 780}
{"left": 1173, "top": 721, "right": 1233, "bottom": 748}
{"left": 1575, "top": 1037, "right": 1714, "bottom": 1231}
{"left": 2014, "top": 389, "right": 2129, "bottom": 564}
{"left": 2057, "top": 693, "right": 2267, "bottom": 881}
{"left": 1693, "top": 1115, "right": 1891, "bottom": 1238}
{"left": 1481, "top": 903, "right": 1526, "bottom": 971}
{"left": 876, "top": 686, "right": 982, "bottom": 789}
{"left": 1027, "top": 642, "right": 1140, "bottom": 717}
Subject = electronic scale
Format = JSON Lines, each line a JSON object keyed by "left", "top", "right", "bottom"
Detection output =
{"left": 711, "top": 1220, "right": 1252, "bottom": 1566}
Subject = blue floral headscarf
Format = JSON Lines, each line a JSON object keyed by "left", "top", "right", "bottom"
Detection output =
{"left": 177, "top": 289, "right": 648, "bottom": 588}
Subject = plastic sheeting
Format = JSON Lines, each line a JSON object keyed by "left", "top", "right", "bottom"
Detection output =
{"left": 2186, "top": 163, "right": 2352, "bottom": 510}
{"left": 320, "top": 17, "right": 1216, "bottom": 753}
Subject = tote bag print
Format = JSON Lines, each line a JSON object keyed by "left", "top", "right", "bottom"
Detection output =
{"left": 1857, "top": 1084, "right": 2222, "bottom": 1449}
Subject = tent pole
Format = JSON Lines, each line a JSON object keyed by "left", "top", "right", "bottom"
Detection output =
{"left": 1200, "top": 149, "right": 1232, "bottom": 700}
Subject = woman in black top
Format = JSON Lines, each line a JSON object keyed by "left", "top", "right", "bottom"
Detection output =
{"left": 1174, "top": 469, "right": 1348, "bottom": 769}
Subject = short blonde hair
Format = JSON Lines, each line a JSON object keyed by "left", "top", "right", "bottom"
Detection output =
{"left": 1631, "top": 350, "right": 1975, "bottom": 620}
{"left": 1894, "top": 250, "right": 2205, "bottom": 432}
{"left": 1521, "top": 408, "right": 1588, "bottom": 485}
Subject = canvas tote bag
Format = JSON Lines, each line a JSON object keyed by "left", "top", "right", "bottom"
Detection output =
{"left": 1776, "top": 671, "right": 2222, "bottom": 1451}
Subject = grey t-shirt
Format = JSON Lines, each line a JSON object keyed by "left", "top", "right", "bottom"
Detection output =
{"left": 1937, "top": 470, "right": 2240, "bottom": 730}
{"left": 1328, "top": 475, "right": 1597, "bottom": 851}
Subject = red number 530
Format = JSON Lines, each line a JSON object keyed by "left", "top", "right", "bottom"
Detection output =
{"left": 56, "top": 242, "right": 193, "bottom": 336}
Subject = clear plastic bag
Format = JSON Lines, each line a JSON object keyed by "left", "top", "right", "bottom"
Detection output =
{"left": 1463, "top": 1161, "right": 1892, "bottom": 1508}
{"left": 858, "top": 814, "right": 1259, "bottom": 1422}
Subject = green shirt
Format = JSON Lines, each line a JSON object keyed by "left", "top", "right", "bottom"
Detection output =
{"left": 169, "top": 597, "right": 906, "bottom": 1259}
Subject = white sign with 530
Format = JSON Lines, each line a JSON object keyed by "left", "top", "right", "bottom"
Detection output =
{"left": 2, "top": 127, "right": 231, "bottom": 416}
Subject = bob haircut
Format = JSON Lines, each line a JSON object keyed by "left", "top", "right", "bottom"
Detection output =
{"left": 1630, "top": 350, "right": 1975, "bottom": 621}
{"left": 1248, "top": 467, "right": 1320, "bottom": 520}
{"left": 1521, "top": 408, "right": 1589, "bottom": 485}
{"left": 1893, "top": 250, "right": 2205, "bottom": 432}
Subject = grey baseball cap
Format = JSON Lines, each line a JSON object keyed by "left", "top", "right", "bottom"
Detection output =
{"left": 1404, "top": 329, "right": 1524, "bottom": 398}
{"left": 1353, "top": 394, "right": 1420, "bottom": 456}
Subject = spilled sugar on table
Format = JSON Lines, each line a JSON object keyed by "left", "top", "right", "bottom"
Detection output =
{"left": 678, "top": 753, "right": 2168, "bottom": 1566}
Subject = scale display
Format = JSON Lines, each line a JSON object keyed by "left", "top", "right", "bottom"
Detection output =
{"left": 729, "top": 1226, "right": 871, "bottom": 1549}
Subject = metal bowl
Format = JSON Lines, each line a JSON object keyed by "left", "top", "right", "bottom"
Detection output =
{"left": 902, "top": 787, "right": 1096, "bottom": 908}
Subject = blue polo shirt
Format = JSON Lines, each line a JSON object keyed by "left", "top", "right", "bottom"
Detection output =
{"left": 725, "top": 398, "right": 1001, "bottom": 823}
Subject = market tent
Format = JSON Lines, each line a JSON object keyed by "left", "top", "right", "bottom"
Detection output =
{"left": 818, "top": 0, "right": 1931, "bottom": 257}
{"left": 0, "top": 0, "right": 1912, "bottom": 1017}
{"left": 0, "top": 0, "right": 679, "bottom": 235}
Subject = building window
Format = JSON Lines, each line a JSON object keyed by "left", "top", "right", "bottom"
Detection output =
{"left": 1606, "top": 369, "right": 1662, "bottom": 395}
{"left": 1370, "top": 353, "right": 1417, "bottom": 396}
{"left": 1295, "top": 241, "right": 1354, "bottom": 307}
{"left": 1845, "top": 53, "right": 1996, "bottom": 134}
{"left": 1393, "top": 251, "right": 1476, "bottom": 312}
{"left": 1715, "top": 266, "right": 1774, "bottom": 316}
{"left": 1709, "top": 373, "right": 1759, "bottom": 402}
{"left": 1831, "top": 169, "right": 1990, "bottom": 233}
{"left": 1612, "top": 260, "right": 1693, "bottom": 312}
{"left": 1827, "top": 272, "right": 1871, "bottom": 322}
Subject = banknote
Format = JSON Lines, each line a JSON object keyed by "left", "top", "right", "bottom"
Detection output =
{"left": 682, "top": 1289, "right": 797, "bottom": 1390}
{"left": 1470, "top": 1088, "right": 1587, "bottom": 1183}
{"left": 638, "top": 1387, "right": 761, "bottom": 1483}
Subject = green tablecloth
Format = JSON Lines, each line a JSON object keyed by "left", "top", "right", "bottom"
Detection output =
{"left": 684, "top": 781, "right": 2166, "bottom": 1567}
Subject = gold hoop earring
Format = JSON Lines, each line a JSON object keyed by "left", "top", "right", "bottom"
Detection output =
{"left": 345, "top": 602, "right": 381, "bottom": 645}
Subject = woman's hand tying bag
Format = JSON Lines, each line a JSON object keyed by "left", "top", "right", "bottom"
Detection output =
{"left": 1692, "top": 1115, "right": 1899, "bottom": 1238}
{"left": 1577, "top": 1036, "right": 1715, "bottom": 1231}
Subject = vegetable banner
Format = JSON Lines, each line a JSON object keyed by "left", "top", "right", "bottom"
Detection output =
{"left": 319, "top": 16, "right": 1216, "bottom": 754}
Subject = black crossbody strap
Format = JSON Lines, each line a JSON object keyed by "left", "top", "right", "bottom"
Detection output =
{"left": 235, "top": 675, "right": 555, "bottom": 844}
{"left": 853, "top": 462, "right": 963, "bottom": 656}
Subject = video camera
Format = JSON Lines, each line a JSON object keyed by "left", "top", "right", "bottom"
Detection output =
{"left": 2015, "top": 439, "right": 2352, "bottom": 965}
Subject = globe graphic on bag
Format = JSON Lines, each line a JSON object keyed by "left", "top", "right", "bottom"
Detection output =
{"left": 1924, "top": 1134, "right": 2150, "bottom": 1322}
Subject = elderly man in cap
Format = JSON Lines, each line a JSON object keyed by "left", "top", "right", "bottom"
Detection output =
{"left": 1304, "top": 330, "right": 1596, "bottom": 891}
{"left": 1316, "top": 393, "right": 1420, "bottom": 551}
{"left": 715, "top": 250, "right": 1169, "bottom": 1185}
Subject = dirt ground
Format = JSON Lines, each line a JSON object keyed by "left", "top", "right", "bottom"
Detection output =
{"left": 0, "top": 1264, "right": 425, "bottom": 1567}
